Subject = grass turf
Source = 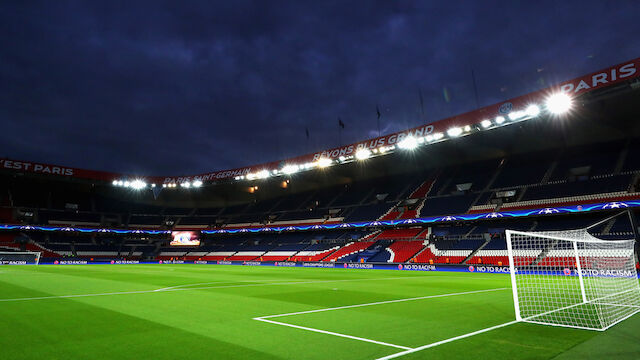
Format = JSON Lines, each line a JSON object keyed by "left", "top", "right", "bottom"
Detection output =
{"left": 0, "top": 264, "right": 639, "bottom": 359}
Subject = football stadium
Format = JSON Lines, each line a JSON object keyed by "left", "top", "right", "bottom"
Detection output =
{"left": 2, "top": 3, "right": 640, "bottom": 359}
{"left": 2, "top": 56, "right": 640, "bottom": 359}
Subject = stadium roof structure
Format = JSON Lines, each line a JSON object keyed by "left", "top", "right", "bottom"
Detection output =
{"left": 1, "top": 57, "right": 640, "bottom": 190}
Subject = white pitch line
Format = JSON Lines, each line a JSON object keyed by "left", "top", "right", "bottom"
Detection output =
{"left": 255, "top": 318, "right": 412, "bottom": 350}
{"left": 258, "top": 287, "right": 509, "bottom": 319}
{"left": 0, "top": 276, "right": 429, "bottom": 302}
{"left": 375, "top": 320, "right": 519, "bottom": 360}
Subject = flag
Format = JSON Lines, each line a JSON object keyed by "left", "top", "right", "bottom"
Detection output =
{"left": 376, "top": 105, "right": 381, "bottom": 119}
{"left": 338, "top": 118, "right": 345, "bottom": 129}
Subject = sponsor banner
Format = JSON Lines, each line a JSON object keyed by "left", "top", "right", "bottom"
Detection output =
{"left": 0, "top": 260, "right": 29, "bottom": 265}
{"left": 302, "top": 262, "right": 336, "bottom": 268}
{"left": 2, "top": 58, "right": 639, "bottom": 184}
{"left": 274, "top": 262, "right": 297, "bottom": 267}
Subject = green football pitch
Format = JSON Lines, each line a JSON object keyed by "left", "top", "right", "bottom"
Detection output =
{"left": 1, "top": 264, "right": 639, "bottom": 359}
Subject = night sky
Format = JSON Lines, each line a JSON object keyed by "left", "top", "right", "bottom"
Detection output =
{"left": 1, "top": 1, "right": 638, "bottom": 176}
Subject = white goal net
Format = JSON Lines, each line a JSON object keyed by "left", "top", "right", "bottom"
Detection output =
{"left": 506, "top": 229, "right": 640, "bottom": 331}
{"left": 0, "top": 251, "right": 41, "bottom": 265}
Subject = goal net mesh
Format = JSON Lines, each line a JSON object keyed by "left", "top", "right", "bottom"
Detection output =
{"left": 506, "top": 229, "right": 640, "bottom": 331}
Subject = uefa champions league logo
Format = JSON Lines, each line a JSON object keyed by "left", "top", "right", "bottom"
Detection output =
{"left": 484, "top": 212, "right": 503, "bottom": 219}
{"left": 538, "top": 208, "right": 560, "bottom": 215}
{"left": 603, "top": 202, "right": 628, "bottom": 209}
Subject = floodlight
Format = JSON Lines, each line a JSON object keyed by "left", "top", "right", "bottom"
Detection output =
{"left": 151, "top": 184, "right": 156, "bottom": 188}
{"left": 432, "top": 132, "right": 444, "bottom": 140}
{"left": 162, "top": 184, "right": 167, "bottom": 188}
{"left": 130, "top": 179, "right": 146, "bottom": 190}
{"left": 481, "top": 119, "right": 492, "bottom": 128}
{"left": 463, "top": 125, "right": 471, "bottom": 132}
{"left": 112, "top": 180, "right": 119, "bottom": 186}
{"left": 181, "top": 182, "right": 191, "bottom": 188}
{"left": 257, "top": 170, "right": 270, "bottom": 179}
{"left": 192, "top": 180, "right": 203, "bottom": 187}
{"left": 447, "top": 127, "right": 463, "bottom": 137}
{"left": 397, "top": 136, "right": 418, "bottom": 150}
{"left": 317, "top": 158, "right": 333, "bottom": 168}
{"left": 526, "top": 104, "right": 540, "bottom": 117}
{"left": 123, "top": 181, "right": 130, "bottom": 187}
{"left": 338, "top": 156, "right": 346, "bottom": 162}
{"left": 508, "top": 111, "right": 524, "bottom": 120}
{"left": 355, "top": 148, "right": 371, "bottom": 160}
{"left": 282, "top": 164, "right": 299, "bottom": 175}
{"left": 495, "top": 116, "right": 505, "bottom": 124}
{"left": 545, "top": 93, "right": 572, "bottom": 114}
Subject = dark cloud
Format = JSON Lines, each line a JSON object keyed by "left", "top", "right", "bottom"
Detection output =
{"left": 0, "top": 0, "right": 638, "bottom": 175}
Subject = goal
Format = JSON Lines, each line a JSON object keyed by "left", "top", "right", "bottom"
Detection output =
{"left": 0, "top": 251, "right": 41, "bottom": 265}
{"left": 506, "top": 228, "right": 640, "bottom": 331}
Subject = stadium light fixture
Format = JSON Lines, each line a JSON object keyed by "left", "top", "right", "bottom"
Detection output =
{"left": 316, "top": 157, "right": 333, "bottom": 168}
{"left": 526, "top": 104, "right": 541, "bottom": 117}
{"left": 192, "top": 180, "right": 203, "bottom": 188}
{"left": 432, "top": 132, "right": 444, "bottom": 140}
{"left": 257, "top": 170, "right": 270, "bottom": 179}
{"left": 481, "top": 119, "right": 492, "bottom": 128}
{"left": 463, "top": 125, "right": 471, "bottom": 132}
{"left": 181, "top": 182, "right": 191, "bottom": 188}
{"left": 447, "top": 127, "right": 463, "bottom": 137}
{"left": 397, "top": 136, "right": 418, "bottom": 150}
{"left": 495, "top": 116, "right": 505, "bottom": 124}
{"left": 355, "top": 148, "right": 371, "bottom": 160}
{"left": 508, "top": 111, "right": 525, "bottom": 120}
{"left": 112, "top": 180, "right": 118, "bottom": 186}
{"left": 282, "top": 164, "right": 299, "bottom": 175}
{"left": 545, "top": 93, "right": 572, "bottom": 115}
{"left": 162, "top": 184, "right": 167, "bottom": 188}
{"left": 130, "top": 179, "right": 147, "bottom": 190}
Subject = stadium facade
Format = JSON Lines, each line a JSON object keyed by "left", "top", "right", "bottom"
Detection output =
{"left": 1, "top": 57, "right": 640, "bottom": 269}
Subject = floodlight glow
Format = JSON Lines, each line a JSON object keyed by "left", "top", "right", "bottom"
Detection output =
{"left": 463, "top": 125, "right": 471, "bottom": 132}
{"left": 151, "top": 183, "right": 156, "bottom": 188}
{"left": 192, "top": 180, "right": 203, "bottom": 187}
{"left": 398, "top": 136, "right": 418, "bottom": 150}
{"left": 123, "top": 181, "right": 130, "bottom": 187}
{"left": 355, "top": 148, "right": 371, "bottom": 160}
{"left": 425, "top": 134, "right": 433, "bottom": 142}
{"left": 495, "top": 116, "right": 505, "bottom": 124}
{"left": 282, "top": 164, "right": 299, "bottom": 175}
{"left": 338, "top": 156, "right": 346, "bottom": 162}
{"left": 257, "top": 170, "right": 270, "bottom": 179}
{"left": 432, "top": 132, "right": 444, "bottom": 140}
{"left": 526, "top": 104, "right": 540, "bottom": 117}
{"left": 130, "top": 179, "right": 147, "bottom": 190}
{"left": 481, "top": 119, "right": 492, "bottom": 128}
{"left": 112, "top": 180, "right": 118, "bottom": 186}
{"left": 317, "top": 158, "right": 333, "bottom": 168}
{"left": 447, "top": 127, "right": 463, "bottom": 137}
{"left": 162, "top": 184, "right": 167, "bottom": 188}
{"left": 508, "top": 111, "right": 524, "bottom": 120}
{"left": 546, "top": 93, "right": 572, "bottom": 114}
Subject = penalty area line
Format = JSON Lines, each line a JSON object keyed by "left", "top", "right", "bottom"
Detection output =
{"left": 254, "top": 317, "right": 412, "bottom": 350}
{"left": 374, "top": 320, "right": 519, "bottom": 360}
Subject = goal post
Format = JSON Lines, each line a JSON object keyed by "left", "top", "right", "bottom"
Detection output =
{"left": 506, "top": 228, "right": 640, "bottom": 331}
{"left": 0, "top": 251, "right": 41, "bottom": 265}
